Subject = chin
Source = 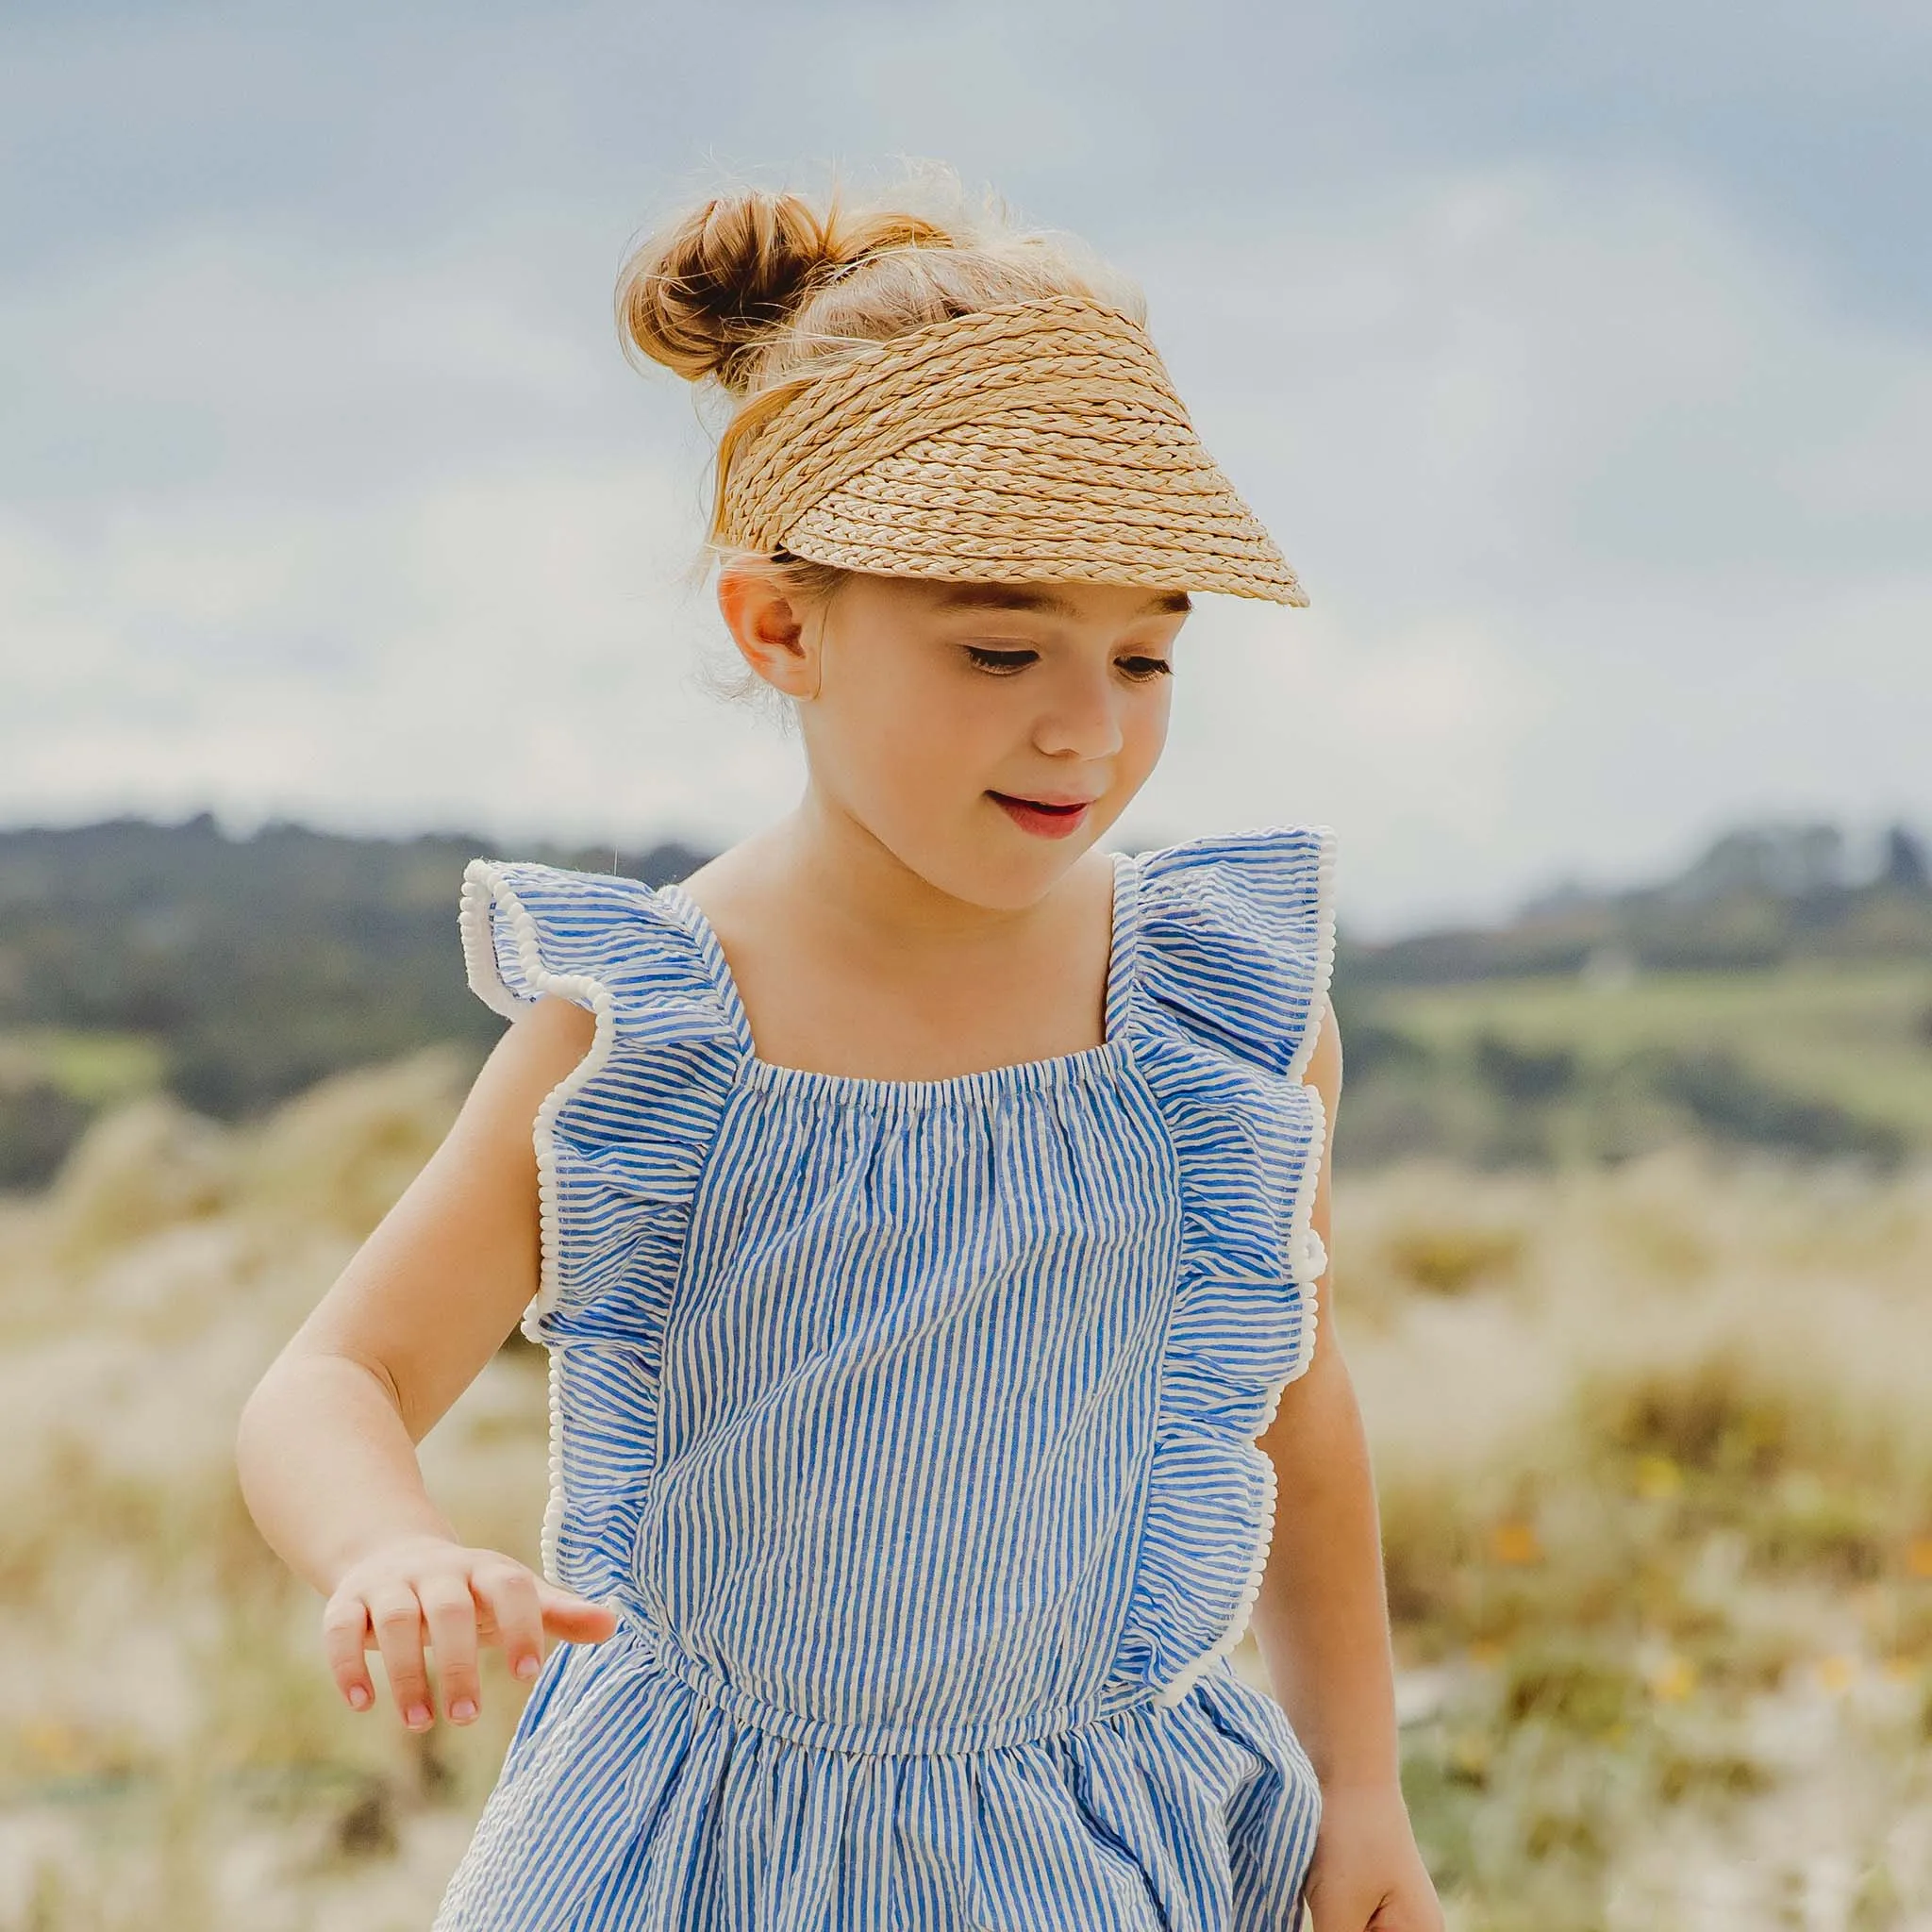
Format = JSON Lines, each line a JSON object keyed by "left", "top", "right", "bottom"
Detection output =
{"left": 862, "top": 795, "right": 1118, "bottom": 909}
{"left": 950, "top": 836, "right": 1101, "bottom": 912}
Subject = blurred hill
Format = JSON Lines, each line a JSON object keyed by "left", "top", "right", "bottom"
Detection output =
{"left": 1344, "top": 822, "right": 1932, "bottom": 986}
{"left": 1334, "top": 819, "right": 1932, "bottom": 1174}
{"left": 0, "top": 813, "right": 1927, "bottom": 1189}
{"left": 0, "top": 816, "right": 704, "bottom": 1187}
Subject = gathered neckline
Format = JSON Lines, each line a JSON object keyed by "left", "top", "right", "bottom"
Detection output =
{"left": 654, "top": 852, "right": 1140, "bottom": 1104}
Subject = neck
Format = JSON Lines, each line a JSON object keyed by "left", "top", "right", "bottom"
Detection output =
{"left": 769, "top": 788, "right": 1063, "bottom": 962}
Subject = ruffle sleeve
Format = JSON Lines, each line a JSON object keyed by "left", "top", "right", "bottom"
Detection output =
{"left": 1109, "top": 826, "right": 1338, "bottom": 1709}
{"left": 458, "top": 858, "right": 743, "bottom": 1591}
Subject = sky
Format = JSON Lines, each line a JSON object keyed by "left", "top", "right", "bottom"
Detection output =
{"left": 2, "top": 1, "right": 1926, "bottom": 934}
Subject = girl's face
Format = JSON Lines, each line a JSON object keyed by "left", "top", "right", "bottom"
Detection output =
{"left": 731, "top": 570, "right": 1187, "bottom": 909}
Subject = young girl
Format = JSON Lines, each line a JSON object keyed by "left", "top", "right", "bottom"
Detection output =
{"left": 238, "top": 178, "right": 1444, "bottom": 1932}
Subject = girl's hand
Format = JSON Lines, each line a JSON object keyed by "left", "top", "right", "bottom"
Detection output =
{"left": 322, "top": 1534, "right": 619, "bottom": 1730}
{"left": 1301, "top": 1781, "right": 1445, "bottom": 1932}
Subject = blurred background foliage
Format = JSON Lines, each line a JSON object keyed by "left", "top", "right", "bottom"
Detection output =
{"left": 0, "top": 818, "right": 704, "bottom": 1189}
{"left": 2, "top": 811, "right": 1926, "bottom": 1191}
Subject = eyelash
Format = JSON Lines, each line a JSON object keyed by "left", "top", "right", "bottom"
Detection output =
{"left": 964, "top": 645, "right": 1173, "bottom": 681}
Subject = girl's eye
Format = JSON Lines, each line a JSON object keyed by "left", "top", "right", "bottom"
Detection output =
{"left": 962, "top": 646, "right": 1174, "bottom": 679}
{"left": 964, "top": 645, "right": 1039, "bottom": 674}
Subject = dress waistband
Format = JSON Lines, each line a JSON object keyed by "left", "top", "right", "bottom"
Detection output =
{"left": 618, "top": 1609, "right": 1167, "bottom": 1759}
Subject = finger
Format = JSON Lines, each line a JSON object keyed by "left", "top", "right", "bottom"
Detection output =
{"left": 418, "top": 1578, "right": 482, "bottom": 1726}
{"left": 537, "top": 1581, "right": 620, "bottom": 1646}
{"left": 321, "top": 1592, "right": 375, "bottom": 1712}
{"left": 368, "top": 1588, "right": 434, "bottom": 1731}
{"left": 471, "top": 1562, "right": 546, "bottom": 1685}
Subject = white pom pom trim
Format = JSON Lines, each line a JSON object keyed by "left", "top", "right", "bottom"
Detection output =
{"left": 458, "top": 858, "right": 621, "bottom": 1582}
{"left": 1153, "top": 824, "right": 1337, "bottom": 1709}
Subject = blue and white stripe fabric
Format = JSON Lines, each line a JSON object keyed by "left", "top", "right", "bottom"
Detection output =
{"left": 435, "top": 826, "right": 1335, "bottom": 1931}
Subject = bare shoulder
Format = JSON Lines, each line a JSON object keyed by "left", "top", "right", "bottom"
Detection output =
{"left": 511, "top": 989, "right": 598, "bottom": 1056}
{"left": 665, "top": 829, "right": 781, "bottom": 925}
{"left": 459, "top": 993, "right": 596, "bottom": 1132}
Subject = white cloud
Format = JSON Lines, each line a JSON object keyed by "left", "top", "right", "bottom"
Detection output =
{"left": 1125, "top": 163, "right": 1932, "bottom": 921}
{"left": 1121, "top": 599, "right": 1554, "bottom": 931}
{"left": 0, "top": 464, "right": 806, "bottom": 843}
{"left": 1, "top": 142, "right": 1926, "bottom": 932}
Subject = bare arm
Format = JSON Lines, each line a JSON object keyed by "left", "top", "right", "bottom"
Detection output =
{"left": 1251, "top": 1005, "right": 1397, "bottom": 1784}
{"left": 1252, "top": 1003, "right": 1444, "bottom": 1929}
{"left": 235, "top": 993, "right": 616, "bottom": 1731}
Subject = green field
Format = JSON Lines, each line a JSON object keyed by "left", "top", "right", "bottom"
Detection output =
{"left": 1340, "top": 961, "right": 1932, "bottom": 1170}
{"left": 1378, "top": 962, "right": 1932, "bottom": 1140}
{"left": 0, "top": 1028, "right": 170, "bottom": 1106}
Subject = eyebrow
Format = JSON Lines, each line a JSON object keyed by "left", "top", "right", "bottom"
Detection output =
{"left": 929, "top": 584, "right": 1192, "bottom": 617}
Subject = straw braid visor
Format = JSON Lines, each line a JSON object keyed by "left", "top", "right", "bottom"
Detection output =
{"left": 717, "top": 294, "right": 1307, "bottom": 606}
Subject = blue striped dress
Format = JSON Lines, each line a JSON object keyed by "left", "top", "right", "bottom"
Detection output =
{"left": 433, "top": 825, "right": 1335, "bottom": 1931}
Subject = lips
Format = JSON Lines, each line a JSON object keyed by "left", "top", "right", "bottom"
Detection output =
{"left": 988, "top": 791, "right": 1096, "bottom": 840}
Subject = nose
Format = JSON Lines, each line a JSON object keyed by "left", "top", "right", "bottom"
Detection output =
{"left": 1032, "top": 657, "right": 1124, "bottom": 761}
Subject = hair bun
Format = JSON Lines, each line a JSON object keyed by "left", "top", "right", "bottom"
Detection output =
{"left": 619, "top": 190, "right": 955, "bottom": 394}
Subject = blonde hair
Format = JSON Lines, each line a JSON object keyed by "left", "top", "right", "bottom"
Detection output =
{"left": 614, "top": 166, "right": 1144, "bottom": 611}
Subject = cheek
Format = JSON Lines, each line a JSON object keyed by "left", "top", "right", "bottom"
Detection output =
{"left": 1118, "top": 683, "right": 1173, "bottom": 784}
{"left": 810, "top": 656, "right": 1003, "bottom": 812}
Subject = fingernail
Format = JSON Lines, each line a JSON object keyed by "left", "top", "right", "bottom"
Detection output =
{"left": 515, "top": 1655, "right": 540, "bottom": 1681}
{"left": 347, "top": 1685, "right": 372, "bottom": 1711}
{"left": 406, "top": 1704, "right": 432, "bottom": 1729}
{"left": 450, "top": 1697, "right": 477, "bottom": 1723}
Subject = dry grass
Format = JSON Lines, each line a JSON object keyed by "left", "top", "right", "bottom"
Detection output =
{"left": 1310, "top": 1155, "right": 1932, "bottom": 1929}
{"left": 1, "top": 1060, "right": 1928, "bottom": 1928}
{"left": 0, "top": 1052, "right": 541, "bottom": 1931}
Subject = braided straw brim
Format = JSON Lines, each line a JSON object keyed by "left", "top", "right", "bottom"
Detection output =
{"left": 718, "top": 295, "right": 1307, "bottom": 606}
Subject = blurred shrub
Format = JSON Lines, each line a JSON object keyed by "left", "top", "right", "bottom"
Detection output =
{"left": 45, "top": 1095, "right": 232, "bottom": 1256}
{"left": 1647, "top": 1047, "right": 1906, "bottom": 1169}
{"left": 1582, "top": 1350, "right": 1797, "bottom": 1483}
{"left": 1473, "top": 1034, "right": 1577, "bottom": 1105}
{"left": 1500, "top": 1643, "right": 1637, "bottom": 1737}
{"left": 1382, "top": 1221, "right": 1525, "bottom": 1296}
{"left": 0, "top": 1080, "right": 93, "bottom": 1190}
{"left": 1336, "top": 1021, "right": 1433, "bottom": 1082}
{"left": 1745, "top": 1472, "right": 1889, "bottom": 1584}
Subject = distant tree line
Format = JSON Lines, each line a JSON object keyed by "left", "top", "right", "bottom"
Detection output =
{"left": 1, "top": 813, "right": 1925, "bottom": 1189}
{"left": 0, "top": 816, "right": 704, "bottom": 1185}
{"left": 1344, "top": 820, "right": 1932, "bottom": 987}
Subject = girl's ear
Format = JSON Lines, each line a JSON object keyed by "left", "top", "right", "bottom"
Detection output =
{"left": 717, "top": 567, "right": 822, "bottom": 701}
